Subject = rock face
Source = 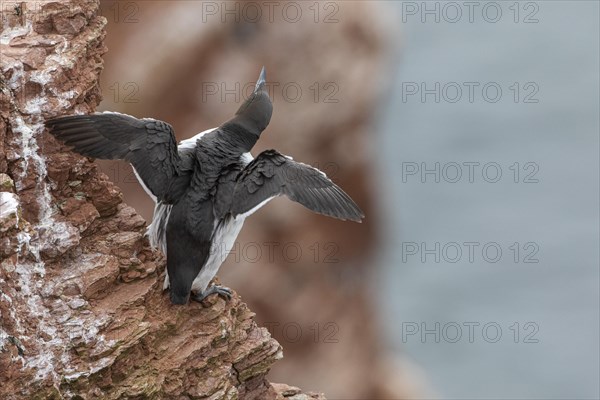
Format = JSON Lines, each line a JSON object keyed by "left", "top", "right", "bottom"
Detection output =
{"left": 0, "top": 1, "right": 324, "bottom": 399}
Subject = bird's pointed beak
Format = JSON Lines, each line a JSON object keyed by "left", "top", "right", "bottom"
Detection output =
{"left": 254, "top": 66, "right": 267, "bottom": 94}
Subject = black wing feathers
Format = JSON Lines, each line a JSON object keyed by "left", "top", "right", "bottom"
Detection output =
{"left": 45, "top": 113, "right": 181, "bottom": 202}
{"left": 230, "top": 150, "right": 364, "bottom": 222}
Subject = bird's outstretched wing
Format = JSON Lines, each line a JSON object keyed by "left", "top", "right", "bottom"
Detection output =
{"left": 45, "top": 112, "right": 181, "bottom": 202}
{"left": 229, "top": 150, "right": 364, "bottom": 222}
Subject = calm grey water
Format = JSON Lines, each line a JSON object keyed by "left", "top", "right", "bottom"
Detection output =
{"left": 377, "top": 2, "right": 599, "bottom": 399}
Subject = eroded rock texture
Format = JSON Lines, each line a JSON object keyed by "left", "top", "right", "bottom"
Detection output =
{"left": 0, "top": 1, "right": 323, "bottom": 399}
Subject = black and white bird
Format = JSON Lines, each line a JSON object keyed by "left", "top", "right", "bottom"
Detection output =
{"left": 46, "top": 67, "right": 364, "bottom": 305}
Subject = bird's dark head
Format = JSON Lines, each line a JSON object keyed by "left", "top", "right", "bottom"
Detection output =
{"left": 232, "top": 67, "right": 273, "bottom": 136}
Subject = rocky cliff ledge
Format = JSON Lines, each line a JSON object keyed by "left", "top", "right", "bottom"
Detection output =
{"left": 0, "top": 1, "right": 324, "bottom": 398}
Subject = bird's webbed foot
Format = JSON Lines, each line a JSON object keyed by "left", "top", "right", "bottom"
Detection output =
{"left": 191, "top": 285, "right": 233, "bottom": 303}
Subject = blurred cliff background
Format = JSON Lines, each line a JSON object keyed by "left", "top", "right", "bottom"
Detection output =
{"left": 96, "top": 1, "right": 599, "bottom": 399}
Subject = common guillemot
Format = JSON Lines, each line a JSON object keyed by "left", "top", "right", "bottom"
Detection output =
{"left": 46, "top": 67, "right": 364, "bottom": 305}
